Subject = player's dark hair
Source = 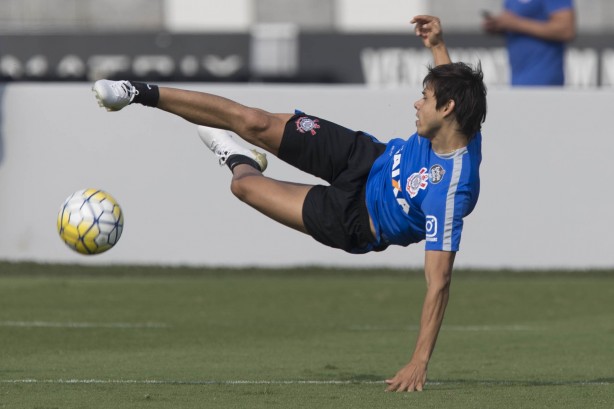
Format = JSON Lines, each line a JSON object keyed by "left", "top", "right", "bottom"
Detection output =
{"left": 423, "top": 62, "right": 487, "bottom": 138}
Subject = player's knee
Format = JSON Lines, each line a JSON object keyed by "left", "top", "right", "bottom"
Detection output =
{"left": 238, "top": 108, "right": 274, "bottom": 141}
{"left": 229, "top": 173, "right": 254, "bottom": 202}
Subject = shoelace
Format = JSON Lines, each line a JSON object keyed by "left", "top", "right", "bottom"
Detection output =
{"left": 111, "top": 81, "right": 139, "bottom": 100}
{"left": 211, "top": 141, "right": 231, "bottom": 166}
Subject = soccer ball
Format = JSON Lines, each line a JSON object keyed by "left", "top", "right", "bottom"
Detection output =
{"left": 57, "top": 188, "right": 124, "bottom": 255}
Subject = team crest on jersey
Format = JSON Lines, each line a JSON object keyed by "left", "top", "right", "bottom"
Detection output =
{"left": 429, "top": 164, "right": 445, "bottom": 184}
{"left": 406, "top": 167, "right": 429, "bottom": 198}
{"left": 296, "top": 117, "right": 320, "bottom": 135}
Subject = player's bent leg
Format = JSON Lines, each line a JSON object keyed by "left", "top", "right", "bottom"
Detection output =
{"left": 230, "top": 165, "right": 311, "bottom": 234}
{"left": 197, "top": 126, "right": 308, "bottom": 233}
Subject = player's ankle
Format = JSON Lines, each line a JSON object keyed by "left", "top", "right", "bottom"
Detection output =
{"left": 131, "top": 82, "right": 160, "bottom": 107}
{"left": 226, "top": 154, "right": 263, "bottom": 172}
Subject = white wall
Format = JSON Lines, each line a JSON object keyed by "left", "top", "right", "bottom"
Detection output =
{"left": 335, "top": 0, "right": 428, "bottom": 32}
{"left": 164, "top": 0, "right": 252, "bottom": 32}
{"left": 0, "top": 83, "right": 612, "bottom": 269}
{"left": 162, "top": 0, "right": 429, "bottom": 33}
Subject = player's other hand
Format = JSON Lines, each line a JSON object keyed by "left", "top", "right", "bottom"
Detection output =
{"left": 385, "top": 360, "right": 428, "bottom": 392}
{"left": 411, "top": 15, "right": 444, "bottom": 49}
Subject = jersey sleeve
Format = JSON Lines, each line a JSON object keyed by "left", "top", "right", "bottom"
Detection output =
{"left": 423, "top": 187, "right": 473, "bottom": 252}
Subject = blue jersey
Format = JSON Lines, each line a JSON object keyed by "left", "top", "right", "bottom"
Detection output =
{"left": 365, "top": 132, "right": 481, "bottom": 252}
{"left": 505, "top": 0, "right": 574, "bottom": 86}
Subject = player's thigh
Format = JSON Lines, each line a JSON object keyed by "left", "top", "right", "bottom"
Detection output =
{"left": 277, "top": 113, "right": 383, "bottom": 184}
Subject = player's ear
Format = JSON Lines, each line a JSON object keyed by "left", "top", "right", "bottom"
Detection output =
{"left": 442, "top": 99, "right": 455, "bottom": 117}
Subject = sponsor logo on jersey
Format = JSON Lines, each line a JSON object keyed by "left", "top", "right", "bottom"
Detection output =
{"left": 429, "top": 164, "right": 445, "bottom": 184}
{"left": 391, "top": 148, "right": 410, "bottom": 214}
{"left": 295, "top": 117, "right": 320, "bottom": 135}
{"left": 425, "top": 215, "right": 438, "bottom": 242}
{"left": 406, "top": 167, "right": 429, "bottom": 198}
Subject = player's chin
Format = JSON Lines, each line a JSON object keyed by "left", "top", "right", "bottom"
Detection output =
{"left": 416, "top": 126, "right": 435, "bottom": 140}
{"left": 415, "top": 122, "right": 429, "bottom": 136}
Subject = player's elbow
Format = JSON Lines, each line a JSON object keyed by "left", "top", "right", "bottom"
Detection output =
{"left": 429, "top": 275, "right": 451, "bottom": 293}
{"left": 425, "top": 269, "right": 452, "bottom": 295}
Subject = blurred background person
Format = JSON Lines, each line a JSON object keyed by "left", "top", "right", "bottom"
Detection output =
{"left": 482, "top": 0, "right": 576, "bottom": 86}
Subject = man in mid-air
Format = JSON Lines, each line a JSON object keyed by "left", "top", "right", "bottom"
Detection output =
{"left": 92, "top": 15, "right": 487, "bottom": 392}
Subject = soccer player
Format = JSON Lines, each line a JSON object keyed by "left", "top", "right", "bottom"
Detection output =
{"left": 92, "top": 15, "right": 487, "bottom": 392}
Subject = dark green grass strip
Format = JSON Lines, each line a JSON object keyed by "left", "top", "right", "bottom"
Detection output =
{"left": 0, "top": 261, "right": 613, "bottom": 409}
{"left": 1, "top": 260, "right": 613, "bottom": 278}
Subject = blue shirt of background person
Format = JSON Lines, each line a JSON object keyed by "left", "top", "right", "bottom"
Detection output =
{"left": 483, "top": 0, "right": 576, "bottom": 86}
{"left": 506, "top": 0, "right": 574, "bottom": 85}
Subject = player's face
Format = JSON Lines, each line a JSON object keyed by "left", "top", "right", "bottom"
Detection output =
{"left": 414, "top": 86, "right": 443, "bottom": 139}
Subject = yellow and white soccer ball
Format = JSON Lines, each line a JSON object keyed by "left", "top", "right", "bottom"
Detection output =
{"left": 57, "top": 188, "right": 124, "bottom": 255}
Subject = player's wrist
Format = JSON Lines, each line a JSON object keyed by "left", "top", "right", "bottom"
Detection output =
{"left": 409, "top": 352, "right": 430, "bottom": 367}
{"left": 431, "top": 41, "right": 447, "bottom": 52}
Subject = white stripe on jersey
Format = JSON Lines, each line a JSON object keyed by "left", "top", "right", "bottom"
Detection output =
{"left": 443, "top": 151, "right": 465, "bottom": 251}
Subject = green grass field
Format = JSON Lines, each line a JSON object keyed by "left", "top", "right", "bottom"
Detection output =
{"left": 0, "top": 262, "right": 612, "bottom": 408}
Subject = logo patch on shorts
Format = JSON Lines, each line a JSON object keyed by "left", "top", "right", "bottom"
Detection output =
{"left": 406, "top": 167, "right": 429, "bottom": 198}
{"left": 296, "top": 117, "right": 320, "bottom": 135}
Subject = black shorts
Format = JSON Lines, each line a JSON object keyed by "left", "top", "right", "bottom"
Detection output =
{"left": 277, "top": 113, "right": 387, "bottom": 253}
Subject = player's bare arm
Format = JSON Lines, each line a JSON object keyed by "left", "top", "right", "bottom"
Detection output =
{"left": 411, "top": 15, "right": 452, "bottom": 66}
{"left": 385, "top": 250, "right": 454, "bottom": 392}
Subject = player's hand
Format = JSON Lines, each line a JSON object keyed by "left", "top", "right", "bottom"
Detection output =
{"left": 385, "top": 360, "right": 428, "bottom": 392}
{"left": 411, "top": 15, "right": 444, "bottom": 49}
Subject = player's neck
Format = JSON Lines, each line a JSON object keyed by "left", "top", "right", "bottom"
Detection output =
{"left": 430, "top": 127, "right": 469, "bottom": 155}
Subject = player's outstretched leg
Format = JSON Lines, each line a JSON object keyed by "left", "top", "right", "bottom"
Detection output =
{"left": 92, "top": 79, "right": 290, "bottom": 157}
{"left": 197, "top": 126, "right": 268, "bottom": 172}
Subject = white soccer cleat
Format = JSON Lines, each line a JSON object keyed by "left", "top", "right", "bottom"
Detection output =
{"left": 197, "top": 125, "right": 268, "bottom": 172}
{"left": 92, "top": 79, "right": 138, "bottom": 112}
